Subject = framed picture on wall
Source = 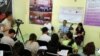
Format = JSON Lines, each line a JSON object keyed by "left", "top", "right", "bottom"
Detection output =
{"left": 29, "top": 0, "right": 52, "bottom": 25}
{"left": 0, "top": 0, "right": 12, "bottom": 22}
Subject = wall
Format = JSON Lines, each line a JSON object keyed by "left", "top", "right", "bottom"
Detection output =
{"left": 13, "top": 0, "right": 100, "bottom": 48}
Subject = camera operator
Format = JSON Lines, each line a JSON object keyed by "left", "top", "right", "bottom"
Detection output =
{"left": 1, "top": 12, "right": 15, "bottom": 36}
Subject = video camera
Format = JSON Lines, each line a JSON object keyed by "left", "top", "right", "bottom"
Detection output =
{"left": 15, "top": 19, "right": 24, "bottom": 25}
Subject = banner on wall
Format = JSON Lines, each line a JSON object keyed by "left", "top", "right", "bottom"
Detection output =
{"left": 0, "top": 0, "right": 12, "bottom": 22}
{"left": 84, "top": 0, "right": 100, "bottom": 26}
{"left": 29, "top": 0, "right": 52, "bottom": 25}
{"left": 58, "top": 7, "right": 83, "bottom": 23}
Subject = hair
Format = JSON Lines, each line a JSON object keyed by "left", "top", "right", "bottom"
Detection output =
{"left": 66, "top": 31, "right": 73, "bottom": 39}
{"left": 5, "top": 11, "right": 12, "bottom": 18}
{"left": 29, "top": 33, "right": 37, "bottom": 41}
{"left": 47, "top": 33, "right": 60, "bottom": 53}
{"left": 66, "top": 32, "right": 74, "bottom": 46}
{"left": 48, "top": 33, "right": 60, "bottom": 47}
{"left": 83, "top": 42, "right": 95, "bottom": 56}
{"left": 13, "top": 41, "right": 24, "bottom": 56}
{"left": 51, "top": 33, "right": 59, "bottom": 43}
{"left": 78, "top": 23, "right": 83, "bottom": 28}
{"left": 8, "top": 29, "right": 16, "bottom": 34}
{"left": 76, "top": 23, "right": 85, "bottom": 35}
{"left": 63, "top": 20, "right": 67, "bottom": 23}
{"left": 41, "top": 27, "right": 48, "bottom": 33}
{"left": 51, "top": 26, "right": 54, "bottom": 31}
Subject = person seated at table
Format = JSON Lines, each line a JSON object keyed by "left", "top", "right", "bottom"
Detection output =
{"left": 43, "top": 19, "right": 52, "bottom": 35}
{"left": 47, "top": 33, "right": 61, "bottom": 55}
{"left": 81, "top": 42, "right": 95, "bottom": 56}
{"left": 75, "top": 23, "right": 85, "bottom": 46}
{"left": 47, "top": 33, "right": 61, "bottom": 56}
{"left": 58, "top": 20, "right": 69, "bottom": 38}
{"left": 13, "top": 41, "right": 25, "bottom": 56}
{"left": 39, "top": 27, "right": 51, "bottom": 42}
{"left": 61, "top": 32, "right": 78, "bottom": 54}
{"left": 25, "top": 33, "right": 39, "bottom": 56}
{"left": 0, "top": 29, "right": 15, "bottom": 47}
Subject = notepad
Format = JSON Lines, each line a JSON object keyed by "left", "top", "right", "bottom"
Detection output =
{"left": 0, "top": 50, "right": 3, "bottom": 56}
{"left": 39, "top": 46, "right": 47, "bottom": 50}
{"left": 58, "top": 50, "right": 68, "bottom": 56}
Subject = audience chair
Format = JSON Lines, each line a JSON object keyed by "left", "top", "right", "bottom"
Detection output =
{"left": 37, "top": 40, "right": 48, "bottom": 46}
{"left": 0, "top": 43, "right": 13, "bottom": 56}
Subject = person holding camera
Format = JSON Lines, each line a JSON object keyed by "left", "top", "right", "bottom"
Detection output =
{"left": 1, "top": 12, "right": 15, "bottom": 35}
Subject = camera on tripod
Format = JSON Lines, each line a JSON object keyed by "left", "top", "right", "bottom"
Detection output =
{"left": 15, "top": 19, "right": 24, "bottom": 25}
{"left": 15, "top": 19, "right": 24, "bottom": 42}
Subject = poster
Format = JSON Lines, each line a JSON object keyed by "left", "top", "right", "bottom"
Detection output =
{"left": 0, "top": 0, "right": 12, "bottom": 22}
{"left": 59, "top": 7, "right": 83, "bottom": 23}
{"left": 84, "top": 0, "right": 100, "bottom": 26}
{"left": 29, "top": 0, "right": 52, "bottom": 25}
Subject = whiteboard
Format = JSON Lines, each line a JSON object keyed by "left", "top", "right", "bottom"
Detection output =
{"left": 58, "top": 7, "right": 83, "bottom": 23}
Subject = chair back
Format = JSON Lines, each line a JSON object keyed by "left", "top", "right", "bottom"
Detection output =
{"left": 37, "top": 40, "right": 48, "bottom": 46}
{"left": 0, "top": 43, "right": 12, "bottom": 56}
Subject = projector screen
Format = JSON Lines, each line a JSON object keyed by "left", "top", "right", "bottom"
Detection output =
{"left": 58, "top": 7, "right": 83, "bottom": 23}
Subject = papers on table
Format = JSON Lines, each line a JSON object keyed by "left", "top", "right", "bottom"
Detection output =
{"left": 0, "top": 50, "right": 3, "bottom": 56}
{"left": 39, "top": 46, "right": 47, "bottom": 50}
{"left": 97, "top": 49, "right": 100, "bottom": 54}
{"left": 58, "top": 50, "right": 68, "bottom": 56}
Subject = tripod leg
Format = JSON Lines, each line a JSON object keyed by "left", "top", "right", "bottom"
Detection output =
{"left": 18, "top": 28, "right": 24, "bottom": 43}
{"left": 14, "top": 27, "right": 19, "bottom": 40}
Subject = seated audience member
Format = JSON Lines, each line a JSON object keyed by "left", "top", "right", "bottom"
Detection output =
{"left": 61, "top": 32, "right": 78, "bottom": 54}
{"left": 82, "top": 42, "right": 95, "bottom": 56}
{"left": 47, "top": 33, "right": 61, "bottom": 55}
{"left": 49, "top": 26, "right": 55, "bottom": 36}
{"left": 75, "top": 23, "right": 85, "bottom": 46}
{"left": 13, "top": 41, "right": 24, "bottom": 56}
{"left": 43, "top": 19, "right": 52, "bottom": 35}
{"left": 39, "top": 27, "right": 51, "bottom": 42}
{"left": 25, "top": 33, "right": 39, "bottom": 56}
{"left": 58, "top": 20, "right": 69, "bottom": 38}
{"left": 0, "top": 29, "right": 15, "bottom": 46}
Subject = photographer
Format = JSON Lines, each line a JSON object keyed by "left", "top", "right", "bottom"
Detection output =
{"left": 1, "top": 12, "right": 15, "bottom": 35}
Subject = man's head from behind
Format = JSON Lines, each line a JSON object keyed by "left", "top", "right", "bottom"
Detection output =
{"left": 8, "top": 29, "right": 16, "bottom": 38}
{"left": 41, "top": 27, "right": 48, "bottom": 34}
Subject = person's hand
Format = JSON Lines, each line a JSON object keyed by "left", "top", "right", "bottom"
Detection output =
{"left": 77, "top": 34, "right": 82, "bottom": 36}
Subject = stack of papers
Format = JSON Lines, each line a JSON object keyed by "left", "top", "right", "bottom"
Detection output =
{"left": 58, "top": 50, "right": 68, "bottom": 56}
{"left": 0, "top": 50, "right": 3, "bottom": 56}
{"left": 39, "top": 46, "right": 47, "bottom": 50}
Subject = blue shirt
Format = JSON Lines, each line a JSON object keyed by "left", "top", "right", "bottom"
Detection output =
{"left": 59, "top": 25, "right": 69, "bottom": 33}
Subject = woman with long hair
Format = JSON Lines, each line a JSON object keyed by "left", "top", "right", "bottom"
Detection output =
{"left": 25, "top": 33, "right": 39, "bottom": 56}
{"left": 47, "top": 33, "right": 61, "bottom": 55}
{"left": 75, "top": 23, "right": 85, "bottom": 46}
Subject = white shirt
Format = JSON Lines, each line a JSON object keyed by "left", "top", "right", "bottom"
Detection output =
{"left": 1, "top": 18, "right": 12, "bottom": 35}
{"left": 0, "top": 36, "right": 15, "bottom": 46}
{"left": 2, "top": 18, "right": 12, "bottom": 29}
{"left": 39, "top": 34, "right": 51, "bottom": 42}
{"left": 43, "top": 23, "right": 52, "bottom": 34}
{"left": 25, "top": 41, "right": 39, "bottom": 56}
{"left": 43, "top": 23, "right": 52, "bottom": 30}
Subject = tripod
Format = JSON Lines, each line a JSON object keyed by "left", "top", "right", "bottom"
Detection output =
{"left": 15, "top": 23, "right": 24, "bottom": 43}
